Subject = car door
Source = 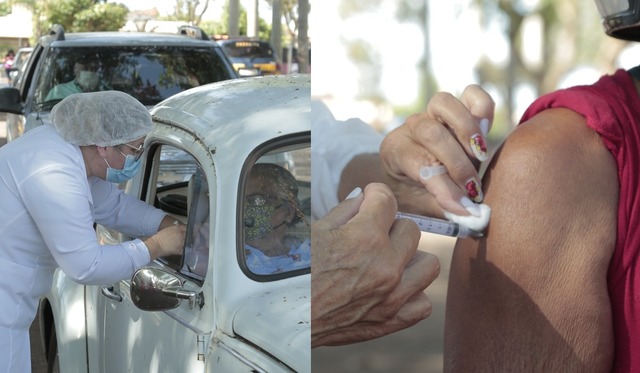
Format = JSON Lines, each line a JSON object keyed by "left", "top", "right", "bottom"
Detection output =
{"left": 93, "top": 142, "right": 215, "bottom": 372}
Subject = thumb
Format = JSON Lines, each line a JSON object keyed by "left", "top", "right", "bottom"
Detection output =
{"left": 313, "top": 187, "right": 364, "bottom": 230}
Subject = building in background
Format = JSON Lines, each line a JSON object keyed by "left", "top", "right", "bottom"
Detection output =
{"left": 0, "top": 4, "right": 33, "bottom": 51}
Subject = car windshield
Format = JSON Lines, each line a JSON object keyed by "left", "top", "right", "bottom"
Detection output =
{"left": 221, "top": 41, "right": 274, "bottom": 60}
{"left": 33, "top": 45, "right": 234, "bottom": 109}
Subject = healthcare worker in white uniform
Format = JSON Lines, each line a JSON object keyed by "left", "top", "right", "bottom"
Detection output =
{"left": 0, "top": 91, "right": 186, "bottom": 372}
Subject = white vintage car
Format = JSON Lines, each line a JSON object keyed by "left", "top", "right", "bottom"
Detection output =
{"left": 37, "top": 75, "right": 311, "bottom": 372}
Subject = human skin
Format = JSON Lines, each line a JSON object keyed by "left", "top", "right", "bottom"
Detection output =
{"left": 379, "top": 85, "right": 495, "bottom": 217}
{"left": 311, "top": 183, "right": 440, "bottom": 347}
{"left": 312, "top": 86, "right": 492, "bottom": 346}
{"left": 379, "top": 83, "right": 620, "bottom": 369}
{"left": 444, "top": 108, "right": 617, "bottom": 371}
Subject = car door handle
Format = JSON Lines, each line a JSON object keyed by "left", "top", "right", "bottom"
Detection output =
{"left": 101, "top": 285, "right": 123, "bottom": 302}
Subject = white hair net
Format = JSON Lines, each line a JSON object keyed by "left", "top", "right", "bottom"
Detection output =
{"left": 50, "top": 91, "right": 153, "bottom": 146}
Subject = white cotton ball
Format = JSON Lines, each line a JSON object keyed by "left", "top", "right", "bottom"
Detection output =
{"left": 444, "top": 203, "right": 491, "bottom": 232}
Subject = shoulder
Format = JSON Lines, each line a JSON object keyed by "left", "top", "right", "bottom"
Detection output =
{"left": 487, "top": 107, "right": 618, "bottom": 235}
{"left": 445, "top": 107, "right": 617, "bottom": 370}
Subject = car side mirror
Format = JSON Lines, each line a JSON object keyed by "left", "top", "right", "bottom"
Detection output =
{"left": 0, "top": 87, "right": 24, "bottom": 114}
{"left": 131, "top": 267, "right": 204, "bottom": 311}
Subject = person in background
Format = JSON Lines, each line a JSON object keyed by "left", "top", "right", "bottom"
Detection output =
{"left": 381, "top": 0, "right": 640, "bottom": 370}
{"left": 2, "top": 49, "right": 14, "bottom": 80}
{"left": 45, "top": 56, "right": 104, "bottom": 101}
{"left": 311, "top": 92, "right": 492, "bottom": 347}
{"left": 0, "top": 91, "right": 186, "bottom": 373}
{"left": 244, "top": 163, "right": 310, "bottom": 275}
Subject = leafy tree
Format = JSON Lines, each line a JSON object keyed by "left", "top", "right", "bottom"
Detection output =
{"left": 46, "top": 0, "right": 128, "bottom": 32}
{"left": 210, "top": 3, "right": 270, "bottom": 39}
{"left": 70, "top": 2, "right": 128, "bottom": 31}
{"left": 222, "top": 5, "right": 246, "bottom": 36}
{"left": 0, "top": 2, "right": 11, "bottom": 17}
{"left": 264, "top": 0, "right": 300, "bottom": 45}
{"left": 162, "top": 0, "right": 210, "bottom": 26}
{"left": 472, "top": 0, "right": 628, "bottom": 126}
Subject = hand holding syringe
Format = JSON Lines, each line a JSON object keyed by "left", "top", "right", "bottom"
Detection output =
{"left": 395, "top": 211, "right": 483, "bottom": 238}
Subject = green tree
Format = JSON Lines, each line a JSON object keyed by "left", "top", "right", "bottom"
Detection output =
{"left": 210, "top": 3, "right": 270, "bottom": 39}
{"left": 0, "top": 2, "right": 11, "bottom": 17}
{"left": 225, "top": 5, "right": 247, "bottom": 37}
{"left": 46, "top": 0, "right": 128, "bottom": 32}
{"left": 162, "top": 0, "right": 210, "bottom": 26}
{"left": 472, "top": 0, "right": 628, "bottom": 128}
{"left": 264, "top": 0, "right": 299, "bottom": 45}
{"left": 71, "top": 2, "right": 128, "bottom": 31}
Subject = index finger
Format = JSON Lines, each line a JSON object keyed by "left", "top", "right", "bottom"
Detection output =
{"left": 425, "top": 87, "right": 494, "bottom": 164}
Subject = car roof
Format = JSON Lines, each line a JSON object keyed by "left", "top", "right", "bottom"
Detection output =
{"left": 150, "top": 75, "right": 310, "bottom": 158}
{"left": 216, "top": 38, "right": 272, "bottom": 46}
{"left": 42, "top": 31, "right": 219, "bottom": 48}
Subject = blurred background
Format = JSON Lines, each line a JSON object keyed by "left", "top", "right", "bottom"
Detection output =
{"left": 311, "top": 0, "right": 639, "bottom": 371}
{"left": 312, "top": 0, "right": 640, "bottom": 145}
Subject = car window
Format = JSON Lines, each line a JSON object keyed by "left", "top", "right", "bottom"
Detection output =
{"left": 241, "top": 146, "right": 311, "bottom": 278}
{"left": 151, "top": 145, "right": 208, "bottom": 284}
{"left": 33, "top": 45, "right": 234, "bottom": 109}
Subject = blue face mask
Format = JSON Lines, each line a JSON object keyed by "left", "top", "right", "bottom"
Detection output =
{"left": 105, "top": 154, "right": 141, "bottom": 183}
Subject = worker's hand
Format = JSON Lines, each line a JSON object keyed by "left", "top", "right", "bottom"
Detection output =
{"left": 311, "top": 183, "right": 440, "bottom": 347}
{"left": 144, "top": 224, "right": 186, "bottom": 259}
{"left": 380, "top": 84, "right": 495, "bottom": 217}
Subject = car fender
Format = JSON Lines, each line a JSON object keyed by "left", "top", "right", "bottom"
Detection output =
{"left": 41, "top": 269, "right": 88, "bottom": 372}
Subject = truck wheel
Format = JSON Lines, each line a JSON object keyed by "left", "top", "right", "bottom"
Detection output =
{"left": 46, "top": 326, "right": 60, "bottom": 373}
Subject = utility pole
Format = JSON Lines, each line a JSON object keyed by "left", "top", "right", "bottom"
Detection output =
{"left": 297, "top": 0, "right": 310, "bottom": 73}
{"left": 247, "top": 0, "right": 258, "bottom": 37}
{"left": 228, "top": 0, "right": 240, "bottom": 37}
{"left": 271, "top": 0, "right": 282, "bottom": 65}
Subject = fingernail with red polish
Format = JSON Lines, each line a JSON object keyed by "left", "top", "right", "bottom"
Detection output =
{"left": 470, "top": 134, "right": 488, "bottom": 161}
{"left": 465, "top": 178, "right": 483, "bottom": 203}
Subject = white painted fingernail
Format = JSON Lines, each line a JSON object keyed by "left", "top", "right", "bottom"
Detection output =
{"left": 460, "top": 197, "right": 481, "bottom": 217}
{"left": 479, "top": 118, "right": 490, "bottom": 137}
{"left": 419, "top": 164, "right": 448, "bottom": 181}
{"left": 345, "top": 187, "right": 363, "bottom": 200}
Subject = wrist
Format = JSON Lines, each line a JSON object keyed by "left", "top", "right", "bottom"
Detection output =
{"left": 143, "top": 236, "right": 160, "bottom": 260}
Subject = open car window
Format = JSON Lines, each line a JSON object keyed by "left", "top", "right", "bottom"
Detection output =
{"left": 241, "top": 145, "right": 311, "bottom": 279}
{"left": 151, "top": 145, "right": 209, "bottom": 285}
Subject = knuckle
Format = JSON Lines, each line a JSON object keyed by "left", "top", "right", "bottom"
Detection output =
{"left": 419, "top": 121, "right": 449, "bottom": 146}
{"left": 427, "top": 91, "right": 456, "bottom": 113}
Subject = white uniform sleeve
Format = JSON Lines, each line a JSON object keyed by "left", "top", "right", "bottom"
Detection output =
{"left": 89, "top": 177, "right": 166, "bottom": 237}
{"left": 311, "top": 100, "right": 383, "bottom": 220}
{"left": 20, "top": 165, "right": 152, "bottom": 285}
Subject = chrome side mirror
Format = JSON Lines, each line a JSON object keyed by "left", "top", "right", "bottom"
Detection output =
{"left": 131, "top": 267, "right": 203, "bottom": 311}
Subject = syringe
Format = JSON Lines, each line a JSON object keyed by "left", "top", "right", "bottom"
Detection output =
{"left": 395, "top": 211, "right": 483, "bottom": 238}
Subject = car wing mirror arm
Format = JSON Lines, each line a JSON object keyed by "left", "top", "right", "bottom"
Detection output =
{"left": 131, "top": 267, "right": 205, "bottom": 311}
{"left": 162, "top": 286, "right": 204, "bottom": 310}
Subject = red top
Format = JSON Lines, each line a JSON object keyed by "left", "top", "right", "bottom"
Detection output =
{"left": 520, "top": 69, "right": 640, "bottom": 372}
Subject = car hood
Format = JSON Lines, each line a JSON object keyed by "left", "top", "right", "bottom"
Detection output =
{"left": 232, "top": 283, "right": 310, "bottom": 372}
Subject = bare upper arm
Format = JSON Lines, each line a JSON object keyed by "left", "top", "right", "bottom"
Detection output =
{"left": 444, "top": 108, "right": 618, "bottom": 371}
